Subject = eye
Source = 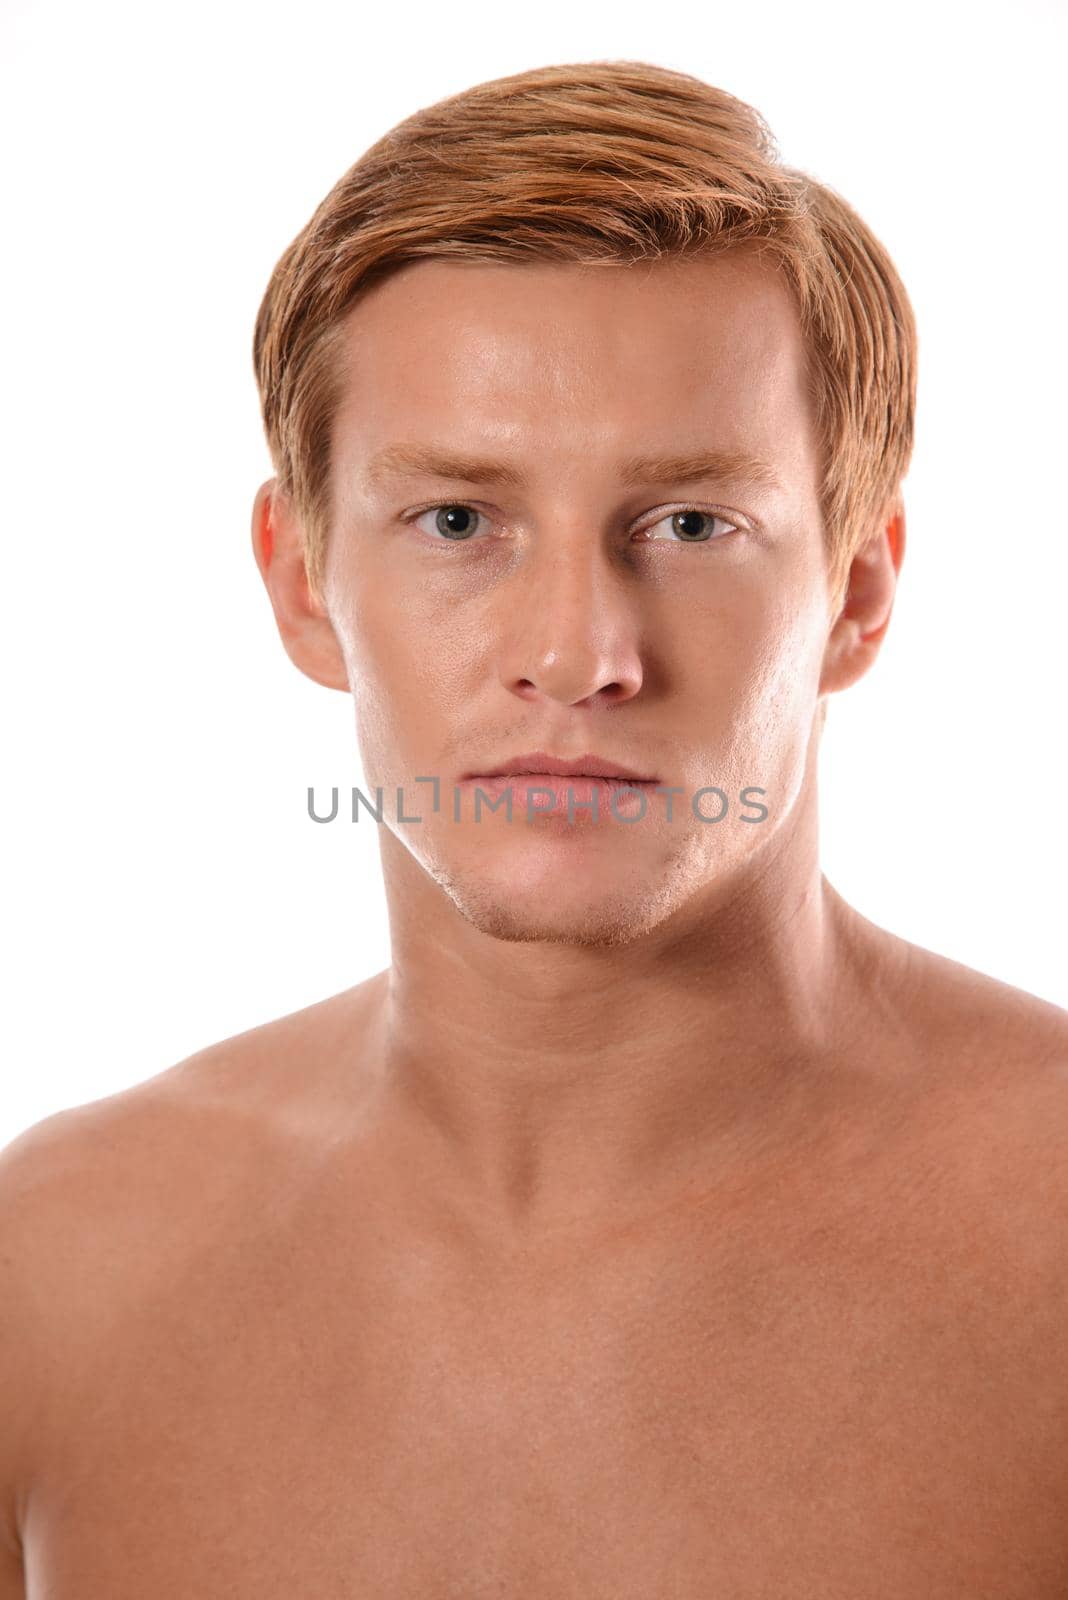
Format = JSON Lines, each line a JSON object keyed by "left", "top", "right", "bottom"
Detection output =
{"left": 406, "top": 503, "right": 488, "bottom": 541}
{"left": 403, "top": 502, "right": 743, "bottom": 545}
{"left": 636, "top": 508, "right": 739, "bottom": 544}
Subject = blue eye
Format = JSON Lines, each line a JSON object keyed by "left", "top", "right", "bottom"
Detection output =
{"left": 409, "top": 504, "right": 486, "bottom": 541}
{"left": 404, "top": 503, "right": 741, "bottom": 545}
{"left": 641, "top": 509, "right": 737, "bottom": 543}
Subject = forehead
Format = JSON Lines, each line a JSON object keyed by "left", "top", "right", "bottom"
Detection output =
{"left": 329, "top": 249, "right": 818, "bottom": 489}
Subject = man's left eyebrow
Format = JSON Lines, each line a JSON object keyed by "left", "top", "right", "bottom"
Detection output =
{"left": 363, "top": 443, "right": 783, "bottom": 494}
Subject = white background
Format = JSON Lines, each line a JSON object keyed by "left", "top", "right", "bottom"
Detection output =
{"left": 2, "top": 0, "right": 1065, "bottom": 1148}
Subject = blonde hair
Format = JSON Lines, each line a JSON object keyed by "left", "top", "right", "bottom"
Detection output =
{"left": 253, "top": 59, "right": 916, "bottom": 608}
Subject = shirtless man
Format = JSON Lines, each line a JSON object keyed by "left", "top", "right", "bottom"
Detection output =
{"left": 3, "top": 59, "right": 1067, "bottom": 1599}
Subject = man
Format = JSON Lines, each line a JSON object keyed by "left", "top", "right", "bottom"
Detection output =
{"left": 2, "top": 58, "right": 1067, "bottom": 1599}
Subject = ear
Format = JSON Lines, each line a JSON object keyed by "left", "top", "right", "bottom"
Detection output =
{"left": 819, "top": 495, "right": 906, "bottom": 697}
{"left": 251, "top": 479, "right": 349, "bottom": 692}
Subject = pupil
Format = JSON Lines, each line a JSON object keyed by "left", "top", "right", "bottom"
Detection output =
{"left": 674, "top": 512, "right": 708, "bottom": 541}
{"left": 437, "top": 506, "right": 474, "bottom": 539}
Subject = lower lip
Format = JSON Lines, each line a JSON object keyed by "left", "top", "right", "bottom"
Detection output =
{"left": 460, "top": 774, "right": 658, "bottom": 818}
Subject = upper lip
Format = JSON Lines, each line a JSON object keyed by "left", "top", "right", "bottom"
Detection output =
{"left": 465, "top": 750, "right": 657, "bottom": 781}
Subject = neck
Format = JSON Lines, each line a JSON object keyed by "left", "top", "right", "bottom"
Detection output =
{"left": 357, "top": 778, "right": 884, "bottom": 1237}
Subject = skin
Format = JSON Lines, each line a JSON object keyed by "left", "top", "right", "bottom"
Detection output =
{"left": 3, "top": 247, "right": 1068, "bottom": 1598}
{"left": 256, "top": 246, "right": 905, "bottom": 1229}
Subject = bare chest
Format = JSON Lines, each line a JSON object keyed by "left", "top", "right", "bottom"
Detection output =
{"left": 23, "top": 1151, "right": 1068, "bottom": 1599}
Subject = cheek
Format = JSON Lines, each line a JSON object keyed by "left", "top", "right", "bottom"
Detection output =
{"left": 730, "top": 630, "right": 826, "bottom": 804}
{"left": 676, "top": 584, "right": 824, "bottom": 751}
{"left": 331, "top": 580, "right": 433, "bottom": 725}
{"left": 336, "top": 585, "right": 476, "bottom": 767}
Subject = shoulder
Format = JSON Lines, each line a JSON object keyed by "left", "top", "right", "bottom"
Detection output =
{"left": 0, "top": 964, "right": 390, "bottom": 1239}
{"left": 892, "top": 932, "right": 1068, "bottom": 1077}
{"left": 0, "top": 968, "right": 389, "bottom": 1228}
{"left": 840, "top": 905, "right": 1068, "bottom": 1194}
{"left": 866, "top": 926, "right": 1068, "bottom": 1214}
{"left": 840, "top": 896, "right": 1068, "bottom": 1075}
{"left": 0, "top": 973, "right": 388, "bottom": 1543}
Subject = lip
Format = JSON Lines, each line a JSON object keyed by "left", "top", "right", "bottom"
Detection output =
{"left": 462, "top": 750, "right": 658, "bottom": 782}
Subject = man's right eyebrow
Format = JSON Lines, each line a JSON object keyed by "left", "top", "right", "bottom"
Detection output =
{"left": 365, "top": 445, "right": 526, "bottom": 489}
{"left": 364, "top": 443, "right": 783, "bottom": 494}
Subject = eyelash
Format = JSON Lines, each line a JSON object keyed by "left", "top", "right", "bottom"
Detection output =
{"left": 401, "top": 502, "right": 744, "bottom": 546}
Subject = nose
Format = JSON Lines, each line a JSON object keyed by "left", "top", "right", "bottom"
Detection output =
{"left": 497, "top": 536, "right": 644, "bottom": 708}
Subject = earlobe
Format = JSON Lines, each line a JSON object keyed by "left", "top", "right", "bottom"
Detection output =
{"left": 249, "top": 478, "right": 350, "bottom": 693}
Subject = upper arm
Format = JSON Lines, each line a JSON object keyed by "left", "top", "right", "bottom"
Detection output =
{"left": 0, "top": 1108, "right": 103, "bottom": 1596}
{"left": 0, "top": 1074, "right": 221, "bottom": 1597}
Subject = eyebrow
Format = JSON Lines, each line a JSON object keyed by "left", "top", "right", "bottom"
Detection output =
{"left": 364, "top": 443, "right": 783, "bottom": 495}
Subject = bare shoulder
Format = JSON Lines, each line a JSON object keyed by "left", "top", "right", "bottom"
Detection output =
{"left": 886, "top": 925, "right": 1068, "bottom": 1074}
{"left": 851, "top": 911, "right": 1068, "bottom": 1189}
{"left": 835, "top": 884, "right": 1066, "bottom": 1063}
{"left": 0, "top": 972, "right": 388, "bottom": 1558}
{"left": 0, "top": 968, "right": 390, "bottom": 1228}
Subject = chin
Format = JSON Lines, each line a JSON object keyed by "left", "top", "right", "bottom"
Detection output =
{"left": 430, "top": 846, "right": 698, "bottom": 950}
{"left": 449, "top": 895, "right": 660, "bottom": 950}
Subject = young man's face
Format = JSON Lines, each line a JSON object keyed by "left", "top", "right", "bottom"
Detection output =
{"left": 289, "top": 249, "right": 850, "bottom": 946}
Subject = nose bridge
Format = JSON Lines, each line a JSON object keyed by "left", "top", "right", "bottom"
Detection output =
{"left": 500, "top": 518, "right": 643, "bottom": 706}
